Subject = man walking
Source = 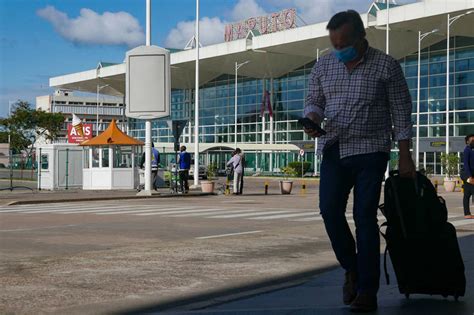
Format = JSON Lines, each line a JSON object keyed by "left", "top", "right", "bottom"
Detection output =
{"left": 303, "top": 10, "right": 415, "bottom": 312}
{"left": 178, "top": 146, "right": 191, "bottom": 193}
{"left": 462, "top": 134, "right": 474, "bottom": 219}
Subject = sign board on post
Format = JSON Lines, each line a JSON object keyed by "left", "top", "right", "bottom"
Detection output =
{"left": 67, "top": 124, "right": 93, "bottom": 144}
{"left": 167, "top": 120, "right": 188, "bottom": 152}
{"left": 126, "top": 45, "right": 171, "bottom": 120}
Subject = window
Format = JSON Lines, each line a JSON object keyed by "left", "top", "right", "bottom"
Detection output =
{"left": 102, "top": 148, "right": 109, "bottom": 168}
{"left": 92, "top": 147, "right": 100, "bottom": 168}
{"left": 40, "top": 154, "right": 49, "bottom": 170}
{"left": 84, "top": 150, "right": 89, "bottom": 169}
{"left": 114, "top": 146, "right": 132, "bottom": 168}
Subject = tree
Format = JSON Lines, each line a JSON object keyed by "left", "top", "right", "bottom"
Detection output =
{"left": 0, "top": 100, "right": 64, "bottom": 154}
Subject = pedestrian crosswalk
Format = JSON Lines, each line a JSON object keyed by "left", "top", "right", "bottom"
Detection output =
{"left": 0, "top": 202, "right": 473, "bottom": 227}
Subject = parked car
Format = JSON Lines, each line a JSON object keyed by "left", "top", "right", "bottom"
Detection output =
{"left": 189, "top": 163, "right": 208, "bottom": 179}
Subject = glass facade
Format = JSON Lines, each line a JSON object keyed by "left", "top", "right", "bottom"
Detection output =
{"left": 129, "top": 36, "right": 474, "bottom": 175}
{"left": 400, "top": 36, "right": 474, "bottom": 175}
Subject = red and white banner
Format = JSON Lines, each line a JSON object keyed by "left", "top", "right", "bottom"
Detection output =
{"left": 67, "top": 123, "right": 93, "bottom": 143}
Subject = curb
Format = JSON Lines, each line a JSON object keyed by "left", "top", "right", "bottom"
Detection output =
{"left": 6, "top": 192, "right": 216, "bottom": 206}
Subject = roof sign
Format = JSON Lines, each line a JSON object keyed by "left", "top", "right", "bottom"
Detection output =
{"left": 225, "top": 8, "right": 297, "bottom": 42}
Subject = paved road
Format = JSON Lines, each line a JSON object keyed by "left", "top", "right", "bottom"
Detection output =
{"left": 1, "top": 192, "right": 472, "bottom": 314}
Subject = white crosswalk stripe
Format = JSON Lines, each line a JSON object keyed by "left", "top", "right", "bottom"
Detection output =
{"left": 96, "top": 207, "right": 217, "bottom": 215}
{"left": 208, "top": 211, "right": 292, "bottom": 219}
{"left": 65, "top": 206, "right": 199, "bottom": 215}
{"left": 24, "top": 204, "right": 162, "bottom": 214}
{"left": 451, "top": 219, "right": 474, "bottom": 227}
{"left": 169, "top": 209, "right": 259, "bottom": 217}
{"left": 0, "top": 201, "right": 133, "bottom": 213}
{"left": 250, "top": 212, "right": 317, "bottom": 220}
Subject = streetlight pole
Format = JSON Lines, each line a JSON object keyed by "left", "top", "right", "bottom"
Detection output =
{"left": 193, "top": 0, "right": 200, "bottom": 187}
{"left": 143, "top": 0, "right": 152, "bottom": 193}
{"left": 416, "top": 29, "right": 438, "bottom": 169}
{"left": 234, "top": 60, "right": 250, "bottom": 147}
{"left": 446, "top": 11, "right": 473, "bottom": 157}
{"left": 96, "top": 84, "right": 109, "bottom": 136}
{"left": 314, "top": 48, "right": 328, "bottom": 176}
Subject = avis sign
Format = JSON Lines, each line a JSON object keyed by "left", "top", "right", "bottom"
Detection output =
{"left": 225, "top": 8, "right": 296, "bottom": 42}
{"left": 67, "top": 124, "right": 92, "bottom": 144}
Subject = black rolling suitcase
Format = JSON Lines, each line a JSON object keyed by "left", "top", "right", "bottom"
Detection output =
{"left": 379, "top": 171, "right": 466, "bottom": 300}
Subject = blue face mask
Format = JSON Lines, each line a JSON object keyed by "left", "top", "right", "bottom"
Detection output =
{"left": 333, "top": 45, "right": 358, "bottom": 63}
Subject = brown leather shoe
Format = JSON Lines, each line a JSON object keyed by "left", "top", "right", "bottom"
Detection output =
{"left": 343, "top": 271, "right": 357, "bottom": 305}
{"left": 350, "top": 293, "right": 378, "bottom": 313}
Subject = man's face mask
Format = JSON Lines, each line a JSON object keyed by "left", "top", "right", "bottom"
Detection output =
{"left": 470, "top": 141, "right": 474, "bottom": 148}
{"left": 333, "top": 40, "right": 359, "bottom": 63}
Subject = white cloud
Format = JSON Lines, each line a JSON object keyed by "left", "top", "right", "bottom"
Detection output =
{"left": 231, "top": 0, "right": 267, "bottom": 21}
{"left": 165, "top": 0, "right": 268, "bottom": 49}
{"left": 37, "top": 6, "right": 145, "bottom": 47}
{"left": 164, "top": 17, "right": 226, "bottom": 49}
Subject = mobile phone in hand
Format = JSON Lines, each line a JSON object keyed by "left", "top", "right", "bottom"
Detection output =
{"left": 298, "top": 117, "right": 327, "bottom": 135}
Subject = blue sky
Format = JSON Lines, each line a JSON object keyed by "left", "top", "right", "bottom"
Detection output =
{"left": 0, "top": 0, "right": 415, "bottom": 118}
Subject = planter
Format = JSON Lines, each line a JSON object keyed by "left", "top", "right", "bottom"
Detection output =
{"left": 443, "top": 179, "right": 456, "bottom": 192}
{"left": 201, "top": 180, "right": 215, "bottom": 193}
{"left": 280, "top": 180, "right": 293, "bottom": 195}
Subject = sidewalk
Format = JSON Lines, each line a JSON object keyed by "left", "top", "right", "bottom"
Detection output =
{"left": 159, "top": 233, "right": 474, "bottom": 315}
{"left": 0, "top": 188, "right": 213, "bottom": 206}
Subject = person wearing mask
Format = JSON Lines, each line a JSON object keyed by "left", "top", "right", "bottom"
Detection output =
{"left": 178, "top": 146, "right": 191, "bottom": 193}
{"left": 303, "top": 10, "right": 415, "bottom": 312}
{"left": 227, "top": 148, "right": 243, "bottom": 195}
{"left": 462, "top": 134, "right": 474, "bottom": 219}
{"left": 140, "top": 143, "right": 160, "bottom": 190}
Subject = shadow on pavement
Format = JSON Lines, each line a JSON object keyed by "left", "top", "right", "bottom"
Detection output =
{"left": 115, "top": 265, "right": 339, "bottom": 315}
{"left": 118, "top": 234, "right": 473, "bottom": 315}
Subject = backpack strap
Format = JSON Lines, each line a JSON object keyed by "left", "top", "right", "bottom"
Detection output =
{"left": 379, "top": 222, "right": 390, "bottom": 285}
{"left": 387, "top": 175, "right": 409, "bottom": 239}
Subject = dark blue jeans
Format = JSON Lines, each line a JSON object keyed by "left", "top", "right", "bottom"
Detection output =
{"left": 320, "top": 143, "right": 388, "bottom": 295}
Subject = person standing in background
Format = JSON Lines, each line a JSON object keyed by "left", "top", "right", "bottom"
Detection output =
{"left": 462, "top": 134, "right": 474, "bottom": 219}
{"left": 227, "top": 148, "right": 243, "bottom": 195}
{"left": 178, "top": 146, "right": 191, "bottom": 193}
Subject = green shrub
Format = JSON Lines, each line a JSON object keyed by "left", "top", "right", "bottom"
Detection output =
{"left": 281, "top": 166, "right": 298, "bottom": 180}
{"left": 287, "top": 161, "right": 311, "bottom": 177}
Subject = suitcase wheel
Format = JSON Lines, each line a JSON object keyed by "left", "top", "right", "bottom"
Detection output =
{"left": 405, "top": 294, "right": 410, "bottom": 299}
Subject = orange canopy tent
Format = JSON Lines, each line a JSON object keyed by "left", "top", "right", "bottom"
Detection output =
{"left": 79, "top": 119, "right": 143, "bottom": 146}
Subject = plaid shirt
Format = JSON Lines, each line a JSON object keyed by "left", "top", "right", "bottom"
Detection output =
{"left": 304, "top": 45, "right": 412, "bottom": 159}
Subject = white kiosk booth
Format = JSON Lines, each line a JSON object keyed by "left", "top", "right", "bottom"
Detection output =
{"left": 37, "top": 143, "right": 83, "bottom": 190}
{"left": 80, "top": 120, "right": 144, "bottom": 190}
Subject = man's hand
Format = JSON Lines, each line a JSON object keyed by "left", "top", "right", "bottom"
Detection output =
{"left": 397, "top": 140, "right": 416, "bottom": 178}
{"left": 398, "top": 151, "right": 416, "bottom": 178}
{"left": 303, "top": 112, "right": 323, "bottom": 138}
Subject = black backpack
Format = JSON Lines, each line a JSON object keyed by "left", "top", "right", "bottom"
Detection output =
{"left": 380, "top": 171, "right": 448, "bottom": 238}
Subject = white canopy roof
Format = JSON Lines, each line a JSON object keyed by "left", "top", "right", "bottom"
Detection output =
{"left": 50, "top": 0, "right": 474, "bottom": 96}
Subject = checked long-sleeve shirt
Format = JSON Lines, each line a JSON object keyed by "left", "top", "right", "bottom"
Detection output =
{"left": 304, "top": 44, "right": 412, "bottom": 159}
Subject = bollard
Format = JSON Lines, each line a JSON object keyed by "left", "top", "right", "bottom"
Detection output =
{"left": 434, "top": 180, "right": 438, "bottom": 191}
{"left": 301, "top": 180, "right": 306, "bottom": 195}
{"left": 225, "top": 177, "right": 230, "bottom": 195}
{"left": 264, "top": 181, "right": 269, "bottom": 195}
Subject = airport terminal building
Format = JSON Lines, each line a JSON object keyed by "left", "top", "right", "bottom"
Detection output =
{"left": 50, "top": 0, "right": 474, "bottom": 175}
